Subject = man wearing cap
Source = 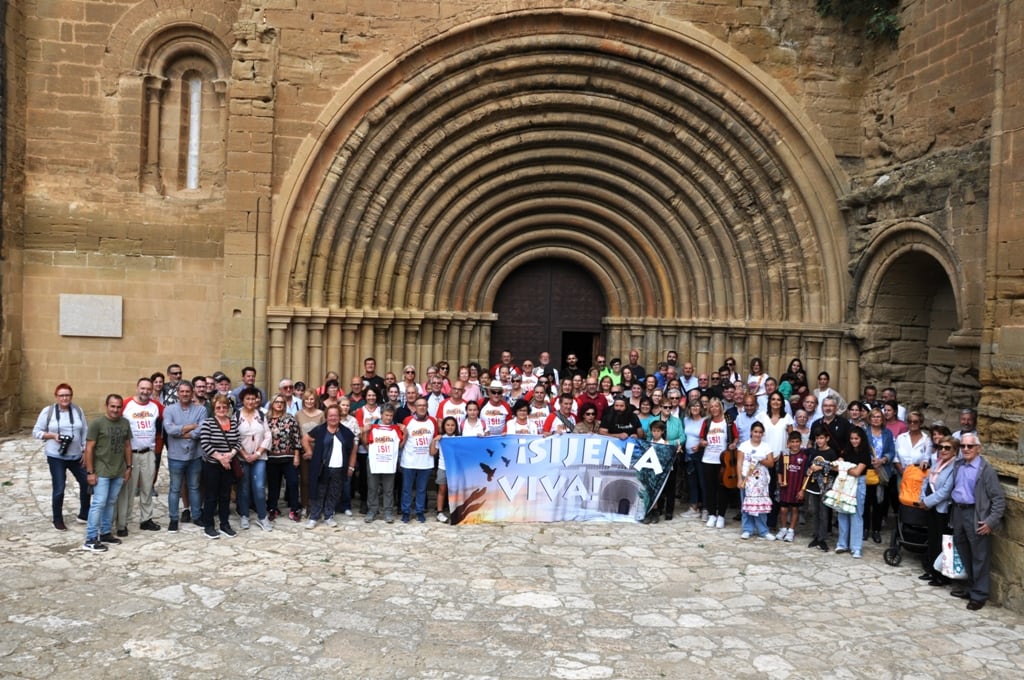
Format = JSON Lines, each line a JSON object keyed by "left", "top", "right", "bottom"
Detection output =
{"left": 212, "top": 372, "right": 237, "bottom": 414}
{"left": 480, "top": 380, "right": 512, "bottom": 435}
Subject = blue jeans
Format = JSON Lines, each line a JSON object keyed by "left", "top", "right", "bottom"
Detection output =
{"left": 236, "top": 458, "right": 267, "bottom": 520}
{"left": 47, "top": 455, "right": 90, "bottom": 522}
{"left": 167, "top": 457, "right": 201, "bottom": 521}
{"left": 400, "top": 467, "right": 431, "bottom": 515}
{"left": 86, "top": 475, "right": 124, "bottom": 540}
{"left": 837, "top": 476, "right": 867, "bottom": 553}
{"left": 741, "top": 510, "right": 770, "bottom": 536}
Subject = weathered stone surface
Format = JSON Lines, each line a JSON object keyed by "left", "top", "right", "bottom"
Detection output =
{"left": 1, "top": 434, "right": 1024, "bottom": 677}
{"left": 0, "top": 0, "right": 1016, "bottom": 452}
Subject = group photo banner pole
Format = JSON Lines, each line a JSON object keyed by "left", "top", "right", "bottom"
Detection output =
{"left": 439, "top": 435, "right": 677, "bottom": 524}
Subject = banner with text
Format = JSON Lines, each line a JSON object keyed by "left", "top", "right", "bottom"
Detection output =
{"left": 440, "top": 435, "right": 676, "bottom": 524}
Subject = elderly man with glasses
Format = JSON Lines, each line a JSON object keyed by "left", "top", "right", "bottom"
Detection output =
{"left": 949, "top": 434, "right": 1006, "bottom": 611}
{"left": 267, "top": 378, "right": 302, "bottom": 415}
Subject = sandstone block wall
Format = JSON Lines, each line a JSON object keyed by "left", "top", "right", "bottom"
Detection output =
{"left": 1, "top": 0, "right": 26, "bottom": 433}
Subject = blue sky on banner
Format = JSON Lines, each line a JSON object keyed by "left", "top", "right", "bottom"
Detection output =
{"left": 440, "top": 435, "right": 676, "bottom": 524}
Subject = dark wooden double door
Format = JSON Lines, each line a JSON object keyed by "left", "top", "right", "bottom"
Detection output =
{"left": 489, "top": 259, "right": 605, "bottom": 372}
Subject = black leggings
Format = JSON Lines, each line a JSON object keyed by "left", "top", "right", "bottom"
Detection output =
{"left": 863, "top": 481, "right": 887, "bottom": 532}
{"left": 701, "top": 462, "right": 728, "bottom": 517}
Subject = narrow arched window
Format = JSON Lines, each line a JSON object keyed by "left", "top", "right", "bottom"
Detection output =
{"left": 185, "top": 75, "right": 202, "bottom": 190}
{"left": 136, "top": 28, "right": 229, "bottom": 197}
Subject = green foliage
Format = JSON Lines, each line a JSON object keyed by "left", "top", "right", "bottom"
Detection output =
{"left": 816, "top": 0, "right": 902, "bottom": 45}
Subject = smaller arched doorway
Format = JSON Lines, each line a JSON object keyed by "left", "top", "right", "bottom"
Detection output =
{"left": 858, "top": 249, "right": 978, "bottom": 418}
{"left": 489, "top": 259, "right": 607, "bottom": 370}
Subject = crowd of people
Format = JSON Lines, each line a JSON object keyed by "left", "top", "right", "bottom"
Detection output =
{"left": 34, "top": 350, "right": 1005, "bottom": 611}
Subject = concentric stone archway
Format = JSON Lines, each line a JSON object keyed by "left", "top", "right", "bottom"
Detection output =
{"left": 268, "top": 9, "right": 854, "bottom": 385}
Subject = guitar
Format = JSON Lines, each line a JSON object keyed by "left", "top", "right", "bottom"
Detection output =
{"left": 720, "top": 447, "right": 739, "bottom": 489}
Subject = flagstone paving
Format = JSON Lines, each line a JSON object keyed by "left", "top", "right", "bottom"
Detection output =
{"left": 1, "top": 434, "right": 1022, "bottom": 679}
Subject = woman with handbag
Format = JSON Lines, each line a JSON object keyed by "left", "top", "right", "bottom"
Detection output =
{"left": 918, "top": 436, "right": 958, "bottom": 585}
{"left": 834, "top": 425, "right": 871, "bottom": 558}
{"left": 198, "top": 395, "right": 241, "bottom": 539}
{"left": 864, "top": 408, "right": 896, "bottom": 544}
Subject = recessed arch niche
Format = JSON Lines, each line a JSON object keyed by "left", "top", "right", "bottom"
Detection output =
{"left": 267, "top": 9, "right": 853, "bottom": 388}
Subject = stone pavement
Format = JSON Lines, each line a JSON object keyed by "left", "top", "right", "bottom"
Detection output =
{"left": 2, "top": 434, "right": 1023, "bottom": 680}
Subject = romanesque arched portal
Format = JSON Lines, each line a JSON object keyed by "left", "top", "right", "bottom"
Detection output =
{"left": 268, "top": 10, "right": 853, "bottom": 388}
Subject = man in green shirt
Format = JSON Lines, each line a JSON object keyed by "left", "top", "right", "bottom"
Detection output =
{"left": 82, "top": 395, "right": 133, "bottom": 552}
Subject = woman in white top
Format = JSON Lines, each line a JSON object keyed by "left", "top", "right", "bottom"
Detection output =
{"left": 504, "top": 400, "right": 539, "bottom": 435}
{"left": 700, "top": 398, "right": 737, "bottom": 529}
{"left": 461, "top": 400, "right": 487, "bottom": 437}
{"left": 894, "top": 410, "right": 933, "bottom": 470}
{"left": 738, "top": 421, "right": 776, "bottom": 540}
{"left": 758, "top": 391, "right": 794, "bottom": 455}
{"left": 746, "top": 356, "right": 769, "bottom": 399}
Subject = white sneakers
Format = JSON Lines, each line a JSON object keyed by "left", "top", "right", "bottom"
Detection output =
{"left": 326, "top": 517, "right": 338, "bottom": 527}
{"left": 715, "top": 515, "right": 725, "bottom": 529}
{"left": 256, "top": 517, "right": 273, "bottom": 532}
{"left": 305, "top": 518, "right": 316, "bottom": 529}
{"left": 706, "top": 515, "right": 716, "bottom": 528}
{"left": 740, "top": 531, "right": 751, "bottom": 539}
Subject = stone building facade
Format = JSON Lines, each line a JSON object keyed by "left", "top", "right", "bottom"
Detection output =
{"left": 1, "top": 1, "right": 1023, "bottom": 600}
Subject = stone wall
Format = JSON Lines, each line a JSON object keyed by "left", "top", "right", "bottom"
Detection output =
{"left": 4, "top": 0, "right": 877, "bottom": 421}
{"left": 0, "top": 0, "right": 26, "bottom": 432}
{"left": 836, "top": 0, "right": 995, "bottom": 427}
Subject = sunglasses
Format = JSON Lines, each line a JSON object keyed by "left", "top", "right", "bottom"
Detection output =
{"left": 583, "top": 412, "right": 596, "bottom": 417}
{"left": 938, "top": 445, "right": 955, "bottom": 451}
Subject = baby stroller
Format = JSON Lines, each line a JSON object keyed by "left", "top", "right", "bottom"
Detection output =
{"left": 883, "top": 465, "right": 929, "bottom": 566}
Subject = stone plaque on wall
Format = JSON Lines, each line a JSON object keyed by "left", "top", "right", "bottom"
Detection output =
{"left": 59, "top": 294, "right": 123, "bottom": 338}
